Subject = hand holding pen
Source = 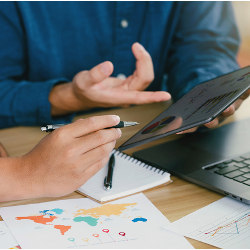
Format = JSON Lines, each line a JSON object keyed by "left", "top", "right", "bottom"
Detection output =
{"left": 12, "top": 115, "right": 123, "bottom": 199}
{"left": 41, "top": 118, "right": 139, "bottom": 192}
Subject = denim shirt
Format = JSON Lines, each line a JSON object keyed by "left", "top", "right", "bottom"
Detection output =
{"left": 0, "top": 1, "right": 240, "bottom": 127}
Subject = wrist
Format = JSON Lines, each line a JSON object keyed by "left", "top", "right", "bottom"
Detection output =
{"left": 49, "top": 82, "right": 84, "bottom": 116}
{"left": 0, "top": 157, "right": 36, "bottom": 201}
{"left": 11, "top": 155, "right": 51, "bottom": 200}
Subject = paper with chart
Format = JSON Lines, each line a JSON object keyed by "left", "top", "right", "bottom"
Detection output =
{"left": 165, "top": 197, "right": 250, "bottom": 249}
{"left": 0, "top": 221, "right": 19, "bottom": 249}
{"left": 0, "top": 193, "right": 193, "bottom": 249}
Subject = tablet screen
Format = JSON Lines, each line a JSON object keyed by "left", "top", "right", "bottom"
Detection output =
{"left": 119, "top": 66, "right": 250, "bottom": 150}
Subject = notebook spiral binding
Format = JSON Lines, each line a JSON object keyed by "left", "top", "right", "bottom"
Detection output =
{"left": 113, "top": 149, "right": 166, "bottom": 175}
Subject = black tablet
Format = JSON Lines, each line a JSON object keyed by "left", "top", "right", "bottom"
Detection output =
{"left": 119, "top": 66, "right": 250, "bottom": 151}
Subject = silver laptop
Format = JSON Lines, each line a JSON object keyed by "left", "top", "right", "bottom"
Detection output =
{"left": 133, "top": 119, "right": 250, "bottom": 204}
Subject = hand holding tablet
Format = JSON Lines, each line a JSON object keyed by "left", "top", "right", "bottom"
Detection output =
{"left": 119, "top": 66, "right": 250, "bottom": 150}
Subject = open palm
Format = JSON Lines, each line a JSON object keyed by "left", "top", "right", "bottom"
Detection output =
{"left": 72, "top": 43, "right": 171, "bottom": 110}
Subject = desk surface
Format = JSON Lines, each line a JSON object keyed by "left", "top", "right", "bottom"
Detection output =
{"left": 0, "top": 98, "right": 249, "bottom": 249}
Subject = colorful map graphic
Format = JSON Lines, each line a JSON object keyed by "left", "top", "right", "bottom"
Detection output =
{"left": 132, "top": 217, "right": 147, "bottom": 223}
{"left": 74, "top": 202, "right": 136, "bottom": 218}
{"left": 16, "top": 215, "right": 57, "bottom": 225}
{"left": 15, "top": 202, "right": 137, "bottom": 237}
{"left": 0, "top": 194, "right": 171, "bottom": 249}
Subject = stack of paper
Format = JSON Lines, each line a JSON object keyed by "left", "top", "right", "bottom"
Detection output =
{"left": 0, "top": 221, "right": 19, "bottom": 249}
{"left": 0, "top": 193, "right": 193, "bottom": 249}
{"left": 164, "top": 197, "right": 250, "bottom": 249}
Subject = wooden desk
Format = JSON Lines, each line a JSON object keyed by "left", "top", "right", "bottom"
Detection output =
{"left": 0, "top": 98, "right": 249, "bottom": 249}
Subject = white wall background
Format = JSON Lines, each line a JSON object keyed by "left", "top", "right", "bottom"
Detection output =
{"left": 233, "top": 1, "right": 250, "bottom": 38}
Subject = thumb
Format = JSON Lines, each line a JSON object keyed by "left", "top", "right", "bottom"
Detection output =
{"left": 88, "top": 61, "right": 114, "bottom": 84}
{"left": 130, "top": 42, "right": 154, "bottom": 90}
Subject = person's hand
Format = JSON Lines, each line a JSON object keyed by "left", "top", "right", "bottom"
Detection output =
{"left": 0, "top": 143, "right": 8, "bottom": 157}
{"left": 15, "top": 115, "right": 121, "bottom": 199}
{"left": 177, "top": 89, "right": 250, "bottom": 134}
{"left": 49, "top": 42, "right": 171, "bottom": 116}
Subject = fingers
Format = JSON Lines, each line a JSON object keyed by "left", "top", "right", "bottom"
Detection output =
{"left": 204, "top": 118, "right": 219, "bottom": 128}
{"left": 128, "top": 90, "right": 171, "bottom": 104}
{"left": 130, "top": 42, "right": 154, "bottom": 90}
{"left": 206, "top": 99, "right": 245, "bottom": 128}
{"left": 221, "top": 92, "right": 249, "bottom": 117}
{"left": 109, "top": 90, "right": 171, "bottom": 105}
{"left": 0, "top": 143, "right": 8, "bottom": 157}
{"left": 89, "top": 61, "right": 114, "bottom": 83}
{"left": 225, "top": 91, "right": 250, "bottom": 113}
{"left": 80, "top": 140, "right": 116, "bottom": 173}
{"left": 79, "top": 155, "right": 111, "bottom": 184}
{"left": 177, "top": 95, "right": 249, "bottom": 134}
{"left": 176, "top": 127, "right": 198, "bottom": 134}
{"left": 230, "top": 99, "right": 242, "bottom": 111}
{"left": 75, "top": 61, "right": 114, "bottom": 88}
{"left": 222, "top": 104, "right": 235, "bottom": 117}
{"left": 75, "top": 128, "right": 121, "bottom": 154}
{"left": 178, "top": 119, "right": 219, "bottom": 133}
{"left": 56, "top": 115, "right": 120, "bottom": 138}
{"left": 95, "top": 77, "right": 124, "bottom": 89}
{"left": 239, "top": 89, "right": 250, "bottom": 101}
{"left": 221, "top": 101, "right": 242, "bottom": 119}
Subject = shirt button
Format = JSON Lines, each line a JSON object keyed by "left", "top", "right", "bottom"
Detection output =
{"left": 120, "top": 19, "right": 129, "bottom": 28}
{"left": 117, "top": 73, "right": 126, "bottom": 80}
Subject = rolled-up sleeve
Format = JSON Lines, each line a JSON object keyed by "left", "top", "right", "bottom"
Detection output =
{"left": 166, "top": 1, "right": 240, "bottom": 101}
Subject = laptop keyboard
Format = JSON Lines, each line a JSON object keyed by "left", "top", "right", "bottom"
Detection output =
{"left": 204, "top": 152, "right": 250, "bottom": 186}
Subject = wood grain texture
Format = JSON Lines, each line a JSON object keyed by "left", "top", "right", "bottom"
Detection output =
{"left": 0, "top": 98, "right": 249, "bottom": 249}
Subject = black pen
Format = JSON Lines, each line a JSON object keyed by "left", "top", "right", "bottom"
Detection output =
{"left": 104, "top": 153, "right": 115, "bottom": 191}
{"left": 41, "top": 121, "right": 139, "bottom": 132}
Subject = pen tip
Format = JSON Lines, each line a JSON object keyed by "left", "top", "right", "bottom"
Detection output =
{"left": 104, "top": 185, "right": 111, "bottom": 191}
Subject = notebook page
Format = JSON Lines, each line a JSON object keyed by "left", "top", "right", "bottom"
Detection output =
{"left": 78, "top": 150, "right": 171, "bottom": 202}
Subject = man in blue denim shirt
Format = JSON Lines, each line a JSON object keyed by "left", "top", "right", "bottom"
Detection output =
{"left": 0, "top": 1, "right": 248, "bottom": 128}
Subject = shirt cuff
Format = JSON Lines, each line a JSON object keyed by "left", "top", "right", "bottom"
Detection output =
{"left": 13, "top": 78, "right": 75, "bottom": 126}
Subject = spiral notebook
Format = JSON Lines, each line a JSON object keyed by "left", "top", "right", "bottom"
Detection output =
{"left": 77, "top": 150, "right": 171, "bottom": 203}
